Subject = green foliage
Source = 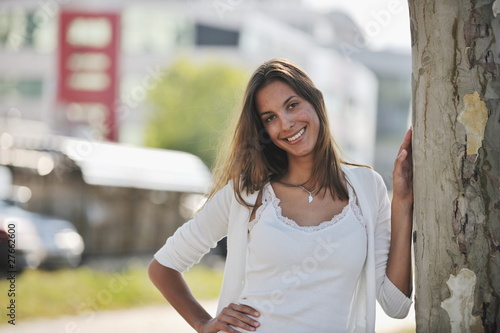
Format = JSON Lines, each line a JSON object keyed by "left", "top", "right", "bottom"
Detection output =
{"left": 145, "top": 58, "right": 248, "bottom": 167}
{"left": 0, "top": 264, "right": 222, "bottom": 320}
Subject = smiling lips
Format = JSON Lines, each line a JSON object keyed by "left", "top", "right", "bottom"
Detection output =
{"left": 284, "top": 127, "right": 305, "bottom": 142}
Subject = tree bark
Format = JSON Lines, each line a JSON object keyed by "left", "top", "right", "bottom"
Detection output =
{"left": 409, "top": 0, "right": 500, "bottom": 331}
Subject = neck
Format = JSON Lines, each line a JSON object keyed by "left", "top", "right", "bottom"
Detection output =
{"left": 283, "top": 155, "right": 315, "bottom": 185}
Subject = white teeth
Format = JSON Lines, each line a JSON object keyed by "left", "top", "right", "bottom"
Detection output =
{"left": 286, "top": 128, "right": 305, "bottom": 142}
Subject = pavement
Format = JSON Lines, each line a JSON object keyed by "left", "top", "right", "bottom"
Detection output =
{"left": 0, "top": 299, "right": 415, "bottom": 333}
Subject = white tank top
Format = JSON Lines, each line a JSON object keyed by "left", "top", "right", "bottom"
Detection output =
{"left": 235, "top": 183, "right": 366, "bottom": 333}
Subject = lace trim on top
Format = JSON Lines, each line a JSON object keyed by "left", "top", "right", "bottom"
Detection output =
{"left": 249, "top": 183, "right": 364, "bottom": 232}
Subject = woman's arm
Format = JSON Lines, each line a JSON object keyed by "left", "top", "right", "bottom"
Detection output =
{"left": 148, "top": 259, "right": 213, "bottom": 331}
{"left": 148, "top": 259, "right": 260, "bottom": 333}
{"left": 386, "top": 128, "right": 413, "bottom": 297}
{"left": 149, "top": 183, "right": 261, "bottom": 332}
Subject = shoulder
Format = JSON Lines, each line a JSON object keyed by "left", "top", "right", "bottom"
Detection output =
{"left": 205, "top": 181, "right": 236, "bottom": 208}
{"left": 212, "top": 180, "right": 259, "bottom": 208}
{"left": 342, "top": 164, "right": 383, "bottom": 186}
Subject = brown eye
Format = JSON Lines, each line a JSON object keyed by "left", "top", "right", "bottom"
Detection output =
{"left": 265, "top": 115, "right": 276, "bottom": 123}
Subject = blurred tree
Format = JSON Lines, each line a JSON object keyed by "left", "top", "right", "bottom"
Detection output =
{"left": 145, "top": 58, "right": 247, "bottom": 167}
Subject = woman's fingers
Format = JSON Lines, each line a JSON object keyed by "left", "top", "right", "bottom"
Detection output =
{"left": 213, "top": 320, "right": 243, "bottom": 333}
{"left": 216, "top": 303, "right": 260, "bottom": 331}
{"left": 217, "top": 313, "right": 259, "bottom": 332}
{"left": 229, "top": 303, "right": 260, "bottom": 317}
{"left": 395, "top": 128, "right": 413, "bottom": 168}
{"left": 397, "top": 127, "right": 412, "bottom": 155}
{"left": 393, "top": 128, "right": 414, "bottom": 203}
{"left": 397, "top": 148, "right": 408, "bottom": 160}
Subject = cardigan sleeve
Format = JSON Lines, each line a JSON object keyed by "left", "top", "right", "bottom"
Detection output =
{"left": 372, "top": 171, "right": 413, "bottom": 318}
{"left": 154, "top": 182, "right": 234, "bottom": 273}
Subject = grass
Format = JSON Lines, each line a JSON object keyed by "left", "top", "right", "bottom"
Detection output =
{"left": 0, "top": 263, "right": 223, "bottom": 321}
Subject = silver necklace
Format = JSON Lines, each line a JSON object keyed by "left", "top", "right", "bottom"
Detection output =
{"left": 276, "top": 180, "right": 318, "bottom": 203}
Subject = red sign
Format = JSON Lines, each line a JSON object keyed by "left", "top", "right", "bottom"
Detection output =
{"left": 57, "top": 11, "right": 120, "bottom": 141}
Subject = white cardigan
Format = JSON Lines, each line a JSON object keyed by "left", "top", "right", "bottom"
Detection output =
{"left": 154, "top": 165, "right": 412, "bottom": 332}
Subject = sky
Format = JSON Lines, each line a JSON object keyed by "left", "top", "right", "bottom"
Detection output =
{"left": 305, "top": 0, "right": 411, "bottom": 52}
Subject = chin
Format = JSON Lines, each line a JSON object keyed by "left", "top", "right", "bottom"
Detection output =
{"left": 288, "top": 149, "right": 315, "bottom": 159}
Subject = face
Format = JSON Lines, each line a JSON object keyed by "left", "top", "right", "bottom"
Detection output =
{"left": 255, "top": 80, "right": 320, "bottom": 160}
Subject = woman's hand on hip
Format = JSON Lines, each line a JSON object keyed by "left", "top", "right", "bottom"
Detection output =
{"left": 197, "top": 303, "right": 260, "bottom": 333}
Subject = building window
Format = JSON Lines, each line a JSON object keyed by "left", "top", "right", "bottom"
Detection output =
{"left": 195, "top": 23, "right": 239, "bottom": 46}
{"left": 0, "top": 78, "right": 43, "bottom": 99}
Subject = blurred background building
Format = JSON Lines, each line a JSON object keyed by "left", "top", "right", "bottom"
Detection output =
{"left": 0, "top": 0, "right": 411, "bottom": 260}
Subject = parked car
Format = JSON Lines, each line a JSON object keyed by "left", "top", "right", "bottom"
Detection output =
{"left": 0, "top": 200, "right": 84, "bottom": 270}
{"left": 0, "top": 228, "right": 13, "bottom": 276}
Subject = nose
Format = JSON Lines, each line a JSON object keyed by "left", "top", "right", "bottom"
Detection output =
{"left": 281, "top": 113, "right": 295, "bottom": 130}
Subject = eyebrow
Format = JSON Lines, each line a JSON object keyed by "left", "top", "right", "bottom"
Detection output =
{"left": 258, "top": 95, "right": 297, "bottom": 117}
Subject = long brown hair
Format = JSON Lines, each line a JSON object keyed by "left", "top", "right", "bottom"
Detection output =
{"left": 210, "top": 58, "right": 364, "bottom": 206}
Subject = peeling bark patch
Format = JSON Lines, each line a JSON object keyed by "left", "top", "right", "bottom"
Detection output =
{"left": 462, "top": 155, "right": 479, "bottom": 181}
{"left": 463, "top": 10, "right": 489, "bottom": 47}
{"left": 441, "top": 268, "right": 482, "bottom": 332}
{"left": 466, "top": 47, "right": 475, "bottom": 69}
{"left": 477, "top": 50, "right": 499, "bottom": 78}
{"left": 494, "top": 0, "right": 500, "bottom": 17}
{"left": 452, "top": 195, "right": 476, "bottom": 254}
{"left": 453, "top": 196, "right": 467, "bottom": 236}
{"left": 494, "top": 200, "right": 500, "bottom": 212}
{"left": 458, "top": 92, "right": 488, "bottom": 159}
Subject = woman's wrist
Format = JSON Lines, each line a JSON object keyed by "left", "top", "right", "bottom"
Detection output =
{"left": 194, "top": 318, "right": 212, "bottom": 333}
{"left": 391, "top": 197, "right": 413, "bottom": 229}
{"left": 391, "top": 195, "right": 413, "bottom": 211}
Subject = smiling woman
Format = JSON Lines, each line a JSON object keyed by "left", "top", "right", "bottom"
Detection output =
{"left": 149, "top": 58, "right": 414, "bottom": 333}
{"left": 210, "top": 59, "right": 353, "bottom": 207}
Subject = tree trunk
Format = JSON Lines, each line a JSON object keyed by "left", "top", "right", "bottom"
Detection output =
{"left": 409, "top": 0, "right": 500, "bottom": 331}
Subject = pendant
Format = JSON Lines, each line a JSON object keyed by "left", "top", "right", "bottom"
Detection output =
{"left": 308, "top": 194, "right": 313, "bottom": 203}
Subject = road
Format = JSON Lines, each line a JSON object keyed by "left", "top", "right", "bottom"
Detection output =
{"left": 0, "top": 300, "right": 415, "bottom": 333}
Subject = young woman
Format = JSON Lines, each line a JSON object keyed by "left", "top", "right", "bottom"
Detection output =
{"left": 149, "top": 58, "right": 413, "bottom": 333}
